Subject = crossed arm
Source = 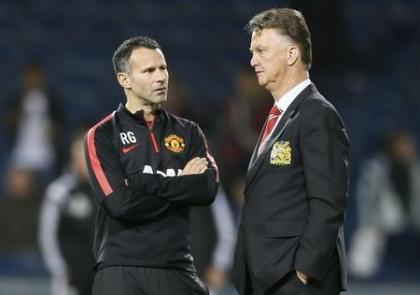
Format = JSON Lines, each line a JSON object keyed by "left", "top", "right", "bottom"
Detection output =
{"left": 84, "top": 124, "right": 219, "bottom": 223}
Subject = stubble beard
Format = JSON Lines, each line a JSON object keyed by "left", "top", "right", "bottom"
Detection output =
{"left": 144, "top": 93, "right": 167, "bottom": 112}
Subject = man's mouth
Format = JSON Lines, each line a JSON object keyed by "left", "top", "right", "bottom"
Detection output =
{"left": 154, "top": 87, "right": 167, "bottom": 92}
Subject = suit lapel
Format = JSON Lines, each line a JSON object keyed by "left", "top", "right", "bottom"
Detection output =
{"left": 245, "top": 110, "right": 295, "bottom": 189}
{"left": 245, "top": 84, "right": 316, "bottom": 193}
{"left": 257, "top": 110, "right": 295, "bottom": 165}
{"left": 247, "top": 119, "right": 268, "bottom": 171}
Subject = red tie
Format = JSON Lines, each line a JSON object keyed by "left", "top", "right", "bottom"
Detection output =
{"left": 258, "top": 105, "right": 282, "bottom": 155}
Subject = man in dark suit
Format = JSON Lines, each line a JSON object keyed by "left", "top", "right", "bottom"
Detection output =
{"left": 232, "top": 8, "right": 349, "bottom": 295}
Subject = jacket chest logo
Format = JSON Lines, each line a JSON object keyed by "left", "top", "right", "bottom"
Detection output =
{"left": 270, "top": 141, "right": 292, "bottom": 166}
{"left": 164, "top": 134, "right": 185, "bottom": 153}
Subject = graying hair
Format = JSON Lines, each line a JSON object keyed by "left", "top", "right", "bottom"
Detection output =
{"left": 246, "top": 8, "right": 312, "bottom": 69}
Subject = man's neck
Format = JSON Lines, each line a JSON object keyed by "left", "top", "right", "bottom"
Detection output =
{"left": 125, "top": 97, "right": 158, "bottom": 121}
{"left": 270, "top": 70, "right": 309, "bottom": 102}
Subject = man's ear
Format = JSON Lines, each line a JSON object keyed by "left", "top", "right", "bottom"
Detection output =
{"left": 117, "top": 72, "right": 131, "bottom": 89}
{"left": 287, "top": 45, "right": 299, "bottom": 66}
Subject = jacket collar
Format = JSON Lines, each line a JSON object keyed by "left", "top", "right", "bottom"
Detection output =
{"left": 117, "top": 103, "right": 164, "bottom": 127}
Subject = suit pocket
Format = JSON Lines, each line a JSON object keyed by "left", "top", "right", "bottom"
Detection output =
{"left": 266, "top": 218, "right": 306, "bottom": 238}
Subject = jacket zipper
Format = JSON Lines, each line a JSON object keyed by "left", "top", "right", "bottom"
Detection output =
{"left": 147, "top": 118, "right": 160, "bottom": 153}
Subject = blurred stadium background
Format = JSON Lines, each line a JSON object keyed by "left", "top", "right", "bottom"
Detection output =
{"left": 0, "top": 0, "right": 419, "bottom": 294}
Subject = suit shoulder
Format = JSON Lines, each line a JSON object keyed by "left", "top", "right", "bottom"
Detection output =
{"left": 299, "top": 93, "right": 347, "bottom": 139}
{"left": 301, "top": 93, "right": 340, "bottom": 117}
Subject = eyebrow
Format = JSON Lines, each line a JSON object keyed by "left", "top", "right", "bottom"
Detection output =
{"left": 250, "top": 45, "right": 264, "bottom": 52}
{"left": 142, "top": 65, "right": 156, "bottom": 70}
{"left": 141, "top": 62, "right": 167, "bottom": 71}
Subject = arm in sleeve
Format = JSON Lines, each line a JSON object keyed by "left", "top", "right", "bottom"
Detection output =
{"left": 38, "top": 181, "right": 70, "bottom": 294}
{"left": 84, "top": 124, "right": 171, "bottom": 222}
{"left": 294, "top": 103, "right": 349, "bottom": 282}
{"left": 128, "top": 124, "right": 219, "bottom": 206}
{"left": 210, "top": 186, "right": 237, "bottom": 271}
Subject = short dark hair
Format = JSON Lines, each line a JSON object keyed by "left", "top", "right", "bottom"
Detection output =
{"left": 246, "top": 8, "right": 312, "bottom": 70}
{"left": 112, "top": 36, "right": 161, "bottom": 74}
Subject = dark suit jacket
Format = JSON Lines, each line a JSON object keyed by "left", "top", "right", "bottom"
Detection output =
{"left": 232, "top": 84, "right": 349, "bottom": 294}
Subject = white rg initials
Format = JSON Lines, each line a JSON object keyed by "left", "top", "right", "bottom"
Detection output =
{"left": 120, "top": 131, "right": 137, "bottom": 145}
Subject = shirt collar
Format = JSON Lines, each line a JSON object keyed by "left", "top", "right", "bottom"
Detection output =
{"left": 275, "top": 79, "right": 312, "bottom": 113}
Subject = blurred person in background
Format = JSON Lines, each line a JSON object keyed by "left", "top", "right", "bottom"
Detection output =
{"left": 232, "top": 8, "right": 349, "bottom": 295}
{"left": 228, "top": 176, "right": 246, "bottom": 226}
{"left": 3, "top": 63, "right": 63, "bottom": 197}
{"left": 349, "top": 130, "right": 420, "bottom": 279}
{"left": 84, "top": 36, "right": 218, "bottom": 295}
{"left": 0, "top": 170, "right": 40, "bottom": 252}
{"left": 164, "top": 75, "right": 196, "bottom": 120}
{"left": 0, "top": 65, "right": 61, "bottom": 252}
{"left": 191, "top": 186, "right": 237, "bottom": 295}
{"left": 220, "top": 69, "right": 272, "bottom": 188}
{"left": 39, "top": 129, "right": 96, "bottom": 295}
{"left": 227, "top": 69, "right": 272, "bottom": 155}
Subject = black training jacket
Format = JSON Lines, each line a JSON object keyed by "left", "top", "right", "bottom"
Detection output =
{"left": 84, "top": 103, "right": 219, "bottom": 271}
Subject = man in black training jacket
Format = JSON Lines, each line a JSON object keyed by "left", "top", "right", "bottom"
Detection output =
{"left": 84, "top": 36, "right": 219, "bottom": 295}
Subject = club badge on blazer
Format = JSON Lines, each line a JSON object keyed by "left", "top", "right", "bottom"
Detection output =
{"left": 270, "top": 141, "right": 292, "bottom": 165}
{"left": 164, "top": 134, "right": 185, "bottom": 153}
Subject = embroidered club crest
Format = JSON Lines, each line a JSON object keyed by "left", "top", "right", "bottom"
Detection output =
{"left": 270, "top": 141, "right": 292, "bottom": 165}
{"left": 164, "top": 134, "right": 185, "bottom": 153}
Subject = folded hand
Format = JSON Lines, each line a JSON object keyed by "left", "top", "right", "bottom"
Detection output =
{"left": 180, "top": 157, "right": 208, "bottom": 176}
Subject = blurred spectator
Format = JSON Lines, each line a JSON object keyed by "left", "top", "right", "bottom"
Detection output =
{"left": 163, "top": 74, "right": 215, "bottom": 134}
{"left": 227, "top": 175, "right": 246, "bottom": 226}
{"left": 226, "top": 69, "right": 271, "bottom": 154}
{"left": 0, "top": 176, "right": 40, "bottom": 251}
{"left": 39, "top": 129, "right": 96, "bottom": 295}
{"left": 349, "top": 130, "right": 420, "bottom": 278}
{"left": 164, "top": 75, "right": 195, "bottom": 119}
{"left": 3, "top": 63, "right": 63, "bottom": 196}
{"left": 191, "top": 186, "right": 237, "bottom": 295}
{"left": 220, "top": 69, "right": 271, "bottom": 187}
{"left": 5, "top": 167, "right": 37, "bottom": 200}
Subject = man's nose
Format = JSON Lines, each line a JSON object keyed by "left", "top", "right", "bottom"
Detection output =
{"left": 156, "top": 71, "right": 167, "bottom": 83}
{"left": 250, "top": 54, "right": 257, "bottom": 67}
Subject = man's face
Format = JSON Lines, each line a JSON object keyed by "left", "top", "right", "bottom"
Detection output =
{"left": 126, "top": 47, "right": 169, "bottom": 104}
{"left": 249, "top": 28, "right": 291, "bottom": 91}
